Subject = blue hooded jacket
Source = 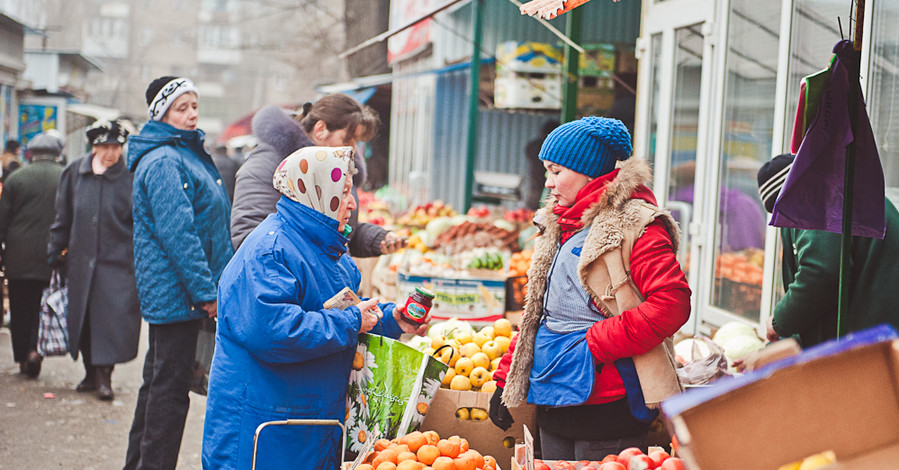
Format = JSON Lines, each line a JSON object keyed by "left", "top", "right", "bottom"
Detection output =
{"left": 202, "top": 197, "right": 404, "bottom": 470}
{"left": 127, "top": 120, "right": 234, "bottom": 324}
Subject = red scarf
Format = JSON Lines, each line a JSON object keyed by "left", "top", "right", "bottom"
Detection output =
{"left": 553, "top": 169, "right": 620, "bottom": 243}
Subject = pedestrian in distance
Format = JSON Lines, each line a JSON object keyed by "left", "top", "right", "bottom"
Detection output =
{"left": 1, "top": 138, "right": 21, "bottom": 183}
{"left": 756, "top": 154, "right": 899, "bottom": 347}
{"left": 490, "top": 117, "right": 691, "bottom": 461}
{"left": 123, "top": 76, "right": 234, "bottom": 470}
{"left": 48, "top": 119, "right": 141, "bottom": 401}
{"left": 230, "top": 94, "right": 406, "bottom": 255}
{"left": 203, "top": 146, "right": 429, "bottom": 469}
{"left": 0, "top": 132, "right": 65, "bottom": 378}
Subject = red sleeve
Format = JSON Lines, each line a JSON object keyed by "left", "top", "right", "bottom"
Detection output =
{"left": 586, "top": 220, "right": 691, "bottom": 363}
{"left": 492, "top": 332, "right": 518, "bottom": 388}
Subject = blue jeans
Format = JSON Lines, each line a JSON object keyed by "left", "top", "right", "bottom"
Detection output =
{"left": 124, "top": 320, "right": 200, "bottom": 470}
{"left": 539, "top": 427, "right": 648, "bottom": 461}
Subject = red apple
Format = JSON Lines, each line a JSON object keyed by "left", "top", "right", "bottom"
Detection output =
{"left": 598, "top": 462, "right": 627, "bottom": 470}
{"left": 659, "top": 458, "right": 685, "bottom": 470}
{"left": 617, "top": 448, "right": 644, "bottom": 466}
{"left": 627, "top": 454, "right": 655, "bottom": 470}
{"left": 648, "top": 450, "right": 670, "bottom": 467}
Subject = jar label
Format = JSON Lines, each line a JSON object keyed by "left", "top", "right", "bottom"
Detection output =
{"left": 406, "top": 302, "right": 427, "bottom": 320}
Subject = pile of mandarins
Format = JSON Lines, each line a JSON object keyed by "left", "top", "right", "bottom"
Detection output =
{"left": 357, "top": 430, "right": 497, "bottom": 470}
{"left": 425, "top": 318, "right": 514, "bottom": 393}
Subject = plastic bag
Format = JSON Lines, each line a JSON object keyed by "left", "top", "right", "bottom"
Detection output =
{"left": 674, "top": 335, "right": 729, "bottom": 386}
{"left": 344, "top": 333, "right": 448, "bottom": 453}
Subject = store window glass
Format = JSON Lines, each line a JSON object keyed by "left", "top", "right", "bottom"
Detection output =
{"left": 666, "top": 25, "right": 704, "bottom": 273}
{"left": 711, "top": 0, "right": 779, "bottom": 320}
{"left": 868, "top": 1, "right": 899, "bottom": 190}
{"left": 649, "top": 33, "right": 662, "bottom": 161}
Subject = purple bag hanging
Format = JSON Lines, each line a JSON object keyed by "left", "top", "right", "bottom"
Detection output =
{"left": 771, "top": 40, "right": 885, "bottom": 239}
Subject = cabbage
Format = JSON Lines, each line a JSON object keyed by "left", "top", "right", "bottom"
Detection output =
{"left": 674, "top": 338, "right": 712, "bottom": 363}
{"left": 492, "top": 219, "right": 516, "bottom": 232}
{"left": 425, "top": 217, "right": 455, "bottom": 240}
{"left": 403, "top": 335, "right": 432, "bottom": 353}
{"left": 712, "top": 321, "right": 760, "bottom": 347}
{"left": 427, "top": 318, "right": 475, "bottom": 340}
{"left": 720, "top": 335, "right": 765, "bottom": 362}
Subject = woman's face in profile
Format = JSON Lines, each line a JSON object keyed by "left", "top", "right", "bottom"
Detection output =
{"left": 336, "top": 178, "right": 357, "bottom": 233}
{"left": 544, "top": 161, "right": 591, "bottom": 207}
{"left": 162, "top": 92, "right": 199, "bottom": 131}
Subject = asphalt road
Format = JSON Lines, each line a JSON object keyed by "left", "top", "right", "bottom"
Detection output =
{"left": 0, "top": 324, "right": 206, "bottom": 469}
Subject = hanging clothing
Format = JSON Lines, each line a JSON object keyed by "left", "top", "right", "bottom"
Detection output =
{"left": 772, "top": 40, "right": 885, "bottom": 239}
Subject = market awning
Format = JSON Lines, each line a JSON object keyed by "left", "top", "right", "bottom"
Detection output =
{"left": 519, "top": 0, "right": 595, "bottom": 20}
{"left": 316, "top": 58, "right": 496, "bottom": 95}
{"left": 66, "top": 103, "right": 121, "bottom": 121}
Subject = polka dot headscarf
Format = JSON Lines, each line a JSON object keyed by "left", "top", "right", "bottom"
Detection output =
{"left": 273, "top": 146, "right": 357, "bottom": 221}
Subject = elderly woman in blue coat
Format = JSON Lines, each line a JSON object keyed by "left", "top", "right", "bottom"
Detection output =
{"left": 124, "top": 76, "right": 234, "bottom": 470}
{"left": 202, "top": 146, "right": 428, "bottom": 470}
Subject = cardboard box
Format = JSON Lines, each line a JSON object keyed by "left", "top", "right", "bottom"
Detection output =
{"left": 661, "top": 325, "right": 899, "bottom": 470}
{"left": 397, "top": 272, "right": 507, "bottom": 322}
{"left": 510, "top": 425, "right": 667, "bottom": 470}
{"left": 494, "top": 75, "right": 562, "bottom": 110}
{"left": 421, "top": 388, "right": 537, "bottom": 466}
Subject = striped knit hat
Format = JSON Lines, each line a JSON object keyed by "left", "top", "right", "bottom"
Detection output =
{"left": 538, "top": 116, "right": 632, "bottom": 178}
{"left": 757, "top": 153, "right": 795, "bottom": 213}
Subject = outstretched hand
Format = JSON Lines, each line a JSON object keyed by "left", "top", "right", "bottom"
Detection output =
{"left": 393, "top": 305, "right": 429, "bottom": 336}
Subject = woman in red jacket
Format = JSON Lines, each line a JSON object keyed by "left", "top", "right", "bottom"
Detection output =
{"left": 490, "top": 117, "right": 690, "bottom": 461}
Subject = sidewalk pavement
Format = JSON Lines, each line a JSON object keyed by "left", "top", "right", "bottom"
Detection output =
{"left": 0, "top": 323, "right": 206, "bottom": 469}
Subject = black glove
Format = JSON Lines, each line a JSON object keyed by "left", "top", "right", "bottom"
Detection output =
{"left": 489, "top": 387, "right": 514, "bottom": 431}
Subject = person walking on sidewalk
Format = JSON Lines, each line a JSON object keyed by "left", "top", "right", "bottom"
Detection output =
{"left": 123, "top": 76, "right": 234, "bottom": 470}
{"left": 0, "top": 133, "right": 65, "bottom": 378}
{"left": 48, "top": 120, "right": 141, "bottom": 400}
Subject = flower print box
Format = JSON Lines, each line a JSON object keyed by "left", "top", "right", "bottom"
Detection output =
{"left": 420, "top": 388, "right": 536, "bottom": 466}
{"left": 661, "top": 325, "right": 899, "bottom": 470}
{"left": 397, "top": 272, "right": 507, "bottom": 324}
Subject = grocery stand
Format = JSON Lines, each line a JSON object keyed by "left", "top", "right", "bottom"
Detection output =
{"left": 251, "top": 419, "right": 346, "bottom": 470}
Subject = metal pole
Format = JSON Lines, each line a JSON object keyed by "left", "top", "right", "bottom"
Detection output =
{"left": 561, "top": 6, "right": 583, "bottom": 123}
{"left": 838, "top": 0, "right": 865, "bottom": 338}
{"left": 463, "top": 0, "right": 483, "bottom": 212}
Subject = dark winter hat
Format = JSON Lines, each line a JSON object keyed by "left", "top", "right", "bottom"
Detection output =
{"left": 538, "top": 116, "right": 633, "bottom": 178}
{"left": 86, "top": 119, "right": 129, "bottom": 146}
{"left": 757, "top": 153, "right": 795, "bottom": 213}
{"left": 26, "top": 132, "right": 64, "bottom": 158}
{"left": 145, "top": 76, "right": 199, "bottom": 121}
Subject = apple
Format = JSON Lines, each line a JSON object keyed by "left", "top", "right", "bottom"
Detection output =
{"left": 468, "top": 367, "right": 490, "bottom": 387}
{"left": 454, "top": 357, "right": 475, "bottom": 376}
{"left": 617, "top": 448, "right": 644, "bottom": 467}
{"left": 649, "top": 450, "right": 670, "bottom": 467}
{"left": 470, "top": 352, "right": 491, "bottom": 370}
{"left": 494, "top": 318, "right": 513, "bottom": 337}
{"left": 599, "top": 463, "right": 626, "bottom": 470}
{"left": 472, "top": 332, "right": 491, "bottom": 348}
{"left": 535, "top": 460, "right": 551, "bottom": 470}
{"left": 480, "top": 341, "right": 503, "bottom": 361}
{"left": 660, "top": 458, "right": 685, "bottom": 470}
{"left": 627, "top": 454, "right": 654, "bottom": 470}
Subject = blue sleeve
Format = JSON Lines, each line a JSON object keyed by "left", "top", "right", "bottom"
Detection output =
{"left": 139, "top": 154, "right": 217, "bottom": 303}
{"left": 221, "top": 249, "right": 364, "bottom": 364}
{"left": 370, "top": 302, "right": 404, "bottom": 339}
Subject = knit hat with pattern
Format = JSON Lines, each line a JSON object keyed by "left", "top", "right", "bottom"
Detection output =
{"left": 538, "top": 116, "right": 633, "bottom": 178}
{"left": 757, "top": 153, "right": 795, "bottom": 213}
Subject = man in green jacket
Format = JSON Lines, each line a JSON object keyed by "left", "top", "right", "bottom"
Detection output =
{"left": 757, "top": 154, "right": 899, "bottom": 347}
{"left": 0, "top": 133, "right": 65, "bottom": 377}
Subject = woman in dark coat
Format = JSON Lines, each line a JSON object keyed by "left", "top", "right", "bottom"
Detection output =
{"left": 48, "top": 120, "right": 141, "bottom": 400}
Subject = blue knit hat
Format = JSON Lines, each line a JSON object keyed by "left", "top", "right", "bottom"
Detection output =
{"left": 538, "top": 116, "right": 633, "bottom": 178}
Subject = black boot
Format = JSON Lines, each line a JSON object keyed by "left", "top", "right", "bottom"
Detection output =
{"left": 96, "top": 366, "right": 114, "bottom": 401}
{"left": 76, "top": 365, "right": 97, "bottom": 392}
{"left": 24, "top": 351, "right": 42, "bottom": 379}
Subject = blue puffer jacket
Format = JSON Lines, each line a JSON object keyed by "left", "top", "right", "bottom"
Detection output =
{"left": 202, "top": 197, "right": 403, "bottom": 470}
{"left": 127, "top": 120, "right": 234, "bottom": 324}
